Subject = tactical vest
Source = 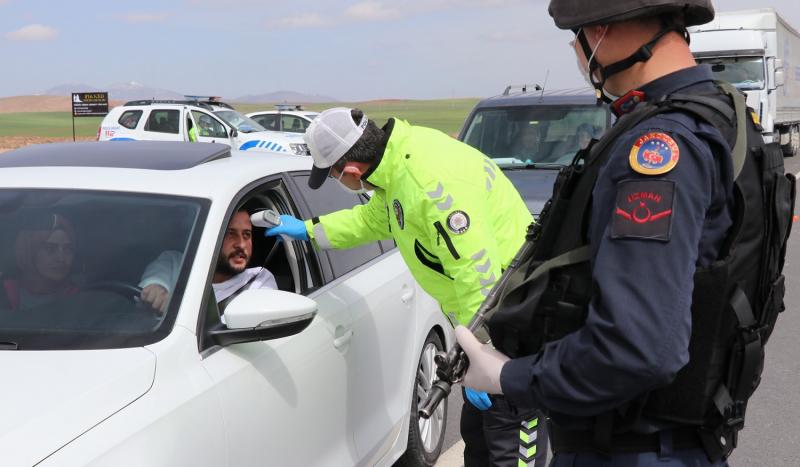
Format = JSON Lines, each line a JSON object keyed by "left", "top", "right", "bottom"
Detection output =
{"left": 487, "top": 82, "right": 796, "bottom": 460}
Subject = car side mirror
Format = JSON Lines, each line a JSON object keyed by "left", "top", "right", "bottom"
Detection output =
{"left": 230, "top": 128, "right": 238, "bottom": 138}
{"left": 210, "top": 289, "right": 317, "bottom": 346}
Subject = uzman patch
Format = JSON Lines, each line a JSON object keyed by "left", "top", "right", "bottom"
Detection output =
{"left": 612, "top": 179, "right": 675, "bottom": 242}
{"left": 447, "top": 210, "right": 470, "bottom": 235}
{"left": 393, "top": 199, "right": 404, "bottom": 230}
{"left": 628, "top": 132, "right": 680, "bottom": 175}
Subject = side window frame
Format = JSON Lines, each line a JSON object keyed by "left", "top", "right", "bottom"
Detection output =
{"left": 283, "top": 171, "right": 385, "bottom": 282}
{"left": 118, "top": 110, "right": 143, "bottom": 129}
{"left": 144, "top": 108, "right": 180, "bottom": 134}
{"left": 196, "top": 174, "right": 327, "bottom": 354}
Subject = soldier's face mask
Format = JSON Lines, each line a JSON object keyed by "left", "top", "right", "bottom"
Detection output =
{"left": 573, "top": 28, "right": 612, "bottom": 102}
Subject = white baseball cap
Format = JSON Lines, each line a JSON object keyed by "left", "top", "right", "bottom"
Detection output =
{"left": 304, "top": 107, "right": 368, "bottom": 189}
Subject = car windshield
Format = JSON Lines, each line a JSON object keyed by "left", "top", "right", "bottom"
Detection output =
{"left": 462, "top": 105, "right": 609, "bottom": 167}
{"left": 0, "top": 190, "right": 207, "bottom": 350}
{"left": 698, "top": 57, "right": 765, "bottom": 90}
{"left": 214, "top": 110, "right": 267, "bottom": 133}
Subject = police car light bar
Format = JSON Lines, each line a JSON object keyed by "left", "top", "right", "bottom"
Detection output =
{"left": 275, "top": 104, "right": 305, "bottom": 111}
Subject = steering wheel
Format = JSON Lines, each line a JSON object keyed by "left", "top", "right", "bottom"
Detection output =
{"left": 84, "top": 280, "right": 142, "bottom": 303}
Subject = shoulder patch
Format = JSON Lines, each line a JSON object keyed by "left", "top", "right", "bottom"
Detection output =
{"left": 611, "top": 179, "right": 675, "bottom": 242}
{"left": 628, "top": 132, "right": 680, "bottom": 175}
{"left": 447, "top": 210, "right": 470, "bottom": 235}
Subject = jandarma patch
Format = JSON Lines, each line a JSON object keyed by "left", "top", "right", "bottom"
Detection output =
{"left": 612, "top": 179, "right": 675, "bottom": 242}
{"left": 447, "top": 211, "right": 470, "bottom": 235}
{"left": 393, "top": 199, "right": 404, "bottom": 230}
{"left": 628, "top": 132, "right": 680, "bottom": 175}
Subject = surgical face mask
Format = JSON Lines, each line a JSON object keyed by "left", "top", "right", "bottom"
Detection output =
{"left": 573, "top": 28, "right": 613, "bottom": 98}
{"left": 335, "top": 170, "right": 367, "bottom": 195}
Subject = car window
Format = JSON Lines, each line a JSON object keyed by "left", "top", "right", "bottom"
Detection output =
{"left": 0, "top": 189, "right": 207, "bottom": 350}
{"left": 281, "top": 115, "right": 309, "bottom": 133}
{"left": 213, "top": 110, "right": 266, "bottom": 133}
{"left": 145, "top": 109, "right": 180, "bottom": 134}
{"left": 253, "top": 114, "right": 279, "bottom": 131}
{"left": 291, "top": 174, "right": 383, "bottom": 278}
{"left": 463, "top": 104, "right": 609, "bottom": 166}
{"left": 118, "top": 110, "right": 143, "bottom": 129}
{"left": 191, "top": 111, "right": 228, "bottom": 138}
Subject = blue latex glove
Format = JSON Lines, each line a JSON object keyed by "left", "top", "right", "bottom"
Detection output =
{"left": 265, "top": 215, "right": 308, "bottom": 241}
{"left": 464, "top": 387, "right": 492, "bottom": 411}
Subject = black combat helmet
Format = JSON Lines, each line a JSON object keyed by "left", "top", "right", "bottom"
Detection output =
{"left": 549, "top": 0, "right": 715, "bottom": 30}
{"left": 551, "top": 0, "right": 715, "bottom": 103}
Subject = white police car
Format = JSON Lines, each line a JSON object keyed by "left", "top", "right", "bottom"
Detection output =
{"left": 246, "top": 104, "right": 320, "bottom": 135}
{"left": 0, "top": 141, "right": 450, "bottom": 467}
{"left": 98, "top": 98, "right": 310, "bottom": 156}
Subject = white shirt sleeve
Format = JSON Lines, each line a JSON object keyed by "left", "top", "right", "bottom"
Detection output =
{"left": 250, "top": 268, "right": 278, "bottom": 291}
{"left": 138, "top": 250, "right": 184, "bottom": 292}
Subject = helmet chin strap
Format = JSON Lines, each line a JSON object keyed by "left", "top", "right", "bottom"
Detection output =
{"left": 578, "top": 25, "right": 686, "bottom": 104}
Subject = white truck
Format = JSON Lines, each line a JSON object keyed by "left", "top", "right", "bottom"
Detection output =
{"left": 689, "top": 8, "right": 800, "bottom": 156}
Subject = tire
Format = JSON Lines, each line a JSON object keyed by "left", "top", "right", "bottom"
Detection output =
{"left": 790, "top": 125, "right": 800, "bottom": 158}
{"left": 395, "top": 330, "right": 448, "bottom": 467}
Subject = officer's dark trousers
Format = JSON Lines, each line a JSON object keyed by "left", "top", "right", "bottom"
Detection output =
{"left": 549, "top": 449, "right": 730, "bottom": 466}
{"left": 461, "top": 390, "right": 548, "bottom": 467}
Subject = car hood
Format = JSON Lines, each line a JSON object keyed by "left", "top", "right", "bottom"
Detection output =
{"left": 503, "top": 168, "right": 561, "bottom": 217}
{"left": 0, "top": 347, "right": 156, "bottom": 465}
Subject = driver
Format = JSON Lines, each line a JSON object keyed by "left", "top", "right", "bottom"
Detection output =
{"left": 139, "top": 208, "right": 277, "bottom": 314}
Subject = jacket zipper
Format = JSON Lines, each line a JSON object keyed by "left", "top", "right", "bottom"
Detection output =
{"left": 434, "top": 221, "right": 460, "bottom": 260}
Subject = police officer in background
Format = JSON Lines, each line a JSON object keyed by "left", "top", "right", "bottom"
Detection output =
{"left": 266, "top": 107, "right": 547, "bottom": 466}
{"left": 455, "top": 0, "right": 793, "bottom": 465}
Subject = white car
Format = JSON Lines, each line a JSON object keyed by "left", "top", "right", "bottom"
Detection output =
{"left": 98, "top": 99, "right": 310, "bottom": 156}
{"left": 246, "top": 107, "right": 320, "bottom": 135}
{"left": 0, "top": 141, "right": 450, "bottom": 467}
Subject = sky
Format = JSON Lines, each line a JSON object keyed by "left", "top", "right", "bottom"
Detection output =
{"left": 1, "top": 0, "right": 799, "bottom": 101}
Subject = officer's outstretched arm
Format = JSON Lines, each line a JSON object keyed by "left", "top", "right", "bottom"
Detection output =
{"left": 304, "top": 190, "right": 393, "bottom": 250}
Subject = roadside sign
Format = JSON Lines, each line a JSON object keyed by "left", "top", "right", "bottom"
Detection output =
{"left": 72, "top": 92, "right": 109, "bottom": 117}
{"left": 71, "top": 92, "right": 109, "bottom": 141}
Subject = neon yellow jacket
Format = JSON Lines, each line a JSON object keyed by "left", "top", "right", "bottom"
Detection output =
{"left": 305, "top": 119, "right": 533, "bottom": 325}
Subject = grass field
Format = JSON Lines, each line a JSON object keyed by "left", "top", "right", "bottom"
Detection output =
{"left": 0, "top": 99, "right": 479, "bottom": 139}
{"left": 0, "top": 112, "right": 104, "bottom": 138}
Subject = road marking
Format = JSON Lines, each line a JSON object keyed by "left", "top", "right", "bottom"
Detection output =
{"left": 436, "top": 440, "right": 464, "bottom": 467}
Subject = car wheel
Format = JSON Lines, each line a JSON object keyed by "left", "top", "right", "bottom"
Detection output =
{"left": 396, "top": 331, "right": 447, "bottom": 467}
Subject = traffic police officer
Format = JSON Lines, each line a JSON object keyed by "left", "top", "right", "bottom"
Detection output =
{"left": 266, "top": 107, "right": 546, "bottom": 466}
{"left": 455, "top": 1, "right": 743, "bottom": 465}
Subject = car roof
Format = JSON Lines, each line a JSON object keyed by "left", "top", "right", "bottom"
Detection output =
{"left": 0, "top": 141, "right": 230, "bottom": 170}
{"left": 123, "top": 99, "right": 235, "bottom": 111}
{"left": 475, "top": 87, "right": 599, "bottom": 108}
{"left": 0, "top": 141, "right": 313, "bottom": 199}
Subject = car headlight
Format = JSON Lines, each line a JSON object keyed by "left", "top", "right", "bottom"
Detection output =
{"left": 289, "top": 143, "right": 310, "bottom": 156}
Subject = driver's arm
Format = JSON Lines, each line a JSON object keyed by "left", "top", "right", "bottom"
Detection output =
{"left": 138, "top": 250, "right": 183, "bottom": 312}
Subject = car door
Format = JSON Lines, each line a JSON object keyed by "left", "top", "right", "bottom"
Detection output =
{"left": 199, "top": 179, "right": 357, "bottom": 467}
{"left": 142, "top": 108, "right": 182, "bottom": 141}
{"left": 287, "top": 173, "right": 419, "bottom": 462}
{"left": 189, "top": 110, "right": 232, "bottom": 146}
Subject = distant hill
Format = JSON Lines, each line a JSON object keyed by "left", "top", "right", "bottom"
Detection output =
{"left": 43, "top": 83, "right": 102, "bottom": 96}
{"left": 41, "top": 84, "right": 336, "bottom": 104}
{"left": 43, "top": 82, "right": 184, "bottom": 101}
{"left": 105, "top": 81, "right": 184, "bottom": 101}
{"left": 234, "top": 90, "right": 337, "bottom": 104}
{"left": 0, "top": 95, "right": 124, "bottom": 114}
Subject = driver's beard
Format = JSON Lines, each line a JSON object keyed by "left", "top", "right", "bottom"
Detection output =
{"left": 216, "top": 251, "right": 248, "bottom": 279}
